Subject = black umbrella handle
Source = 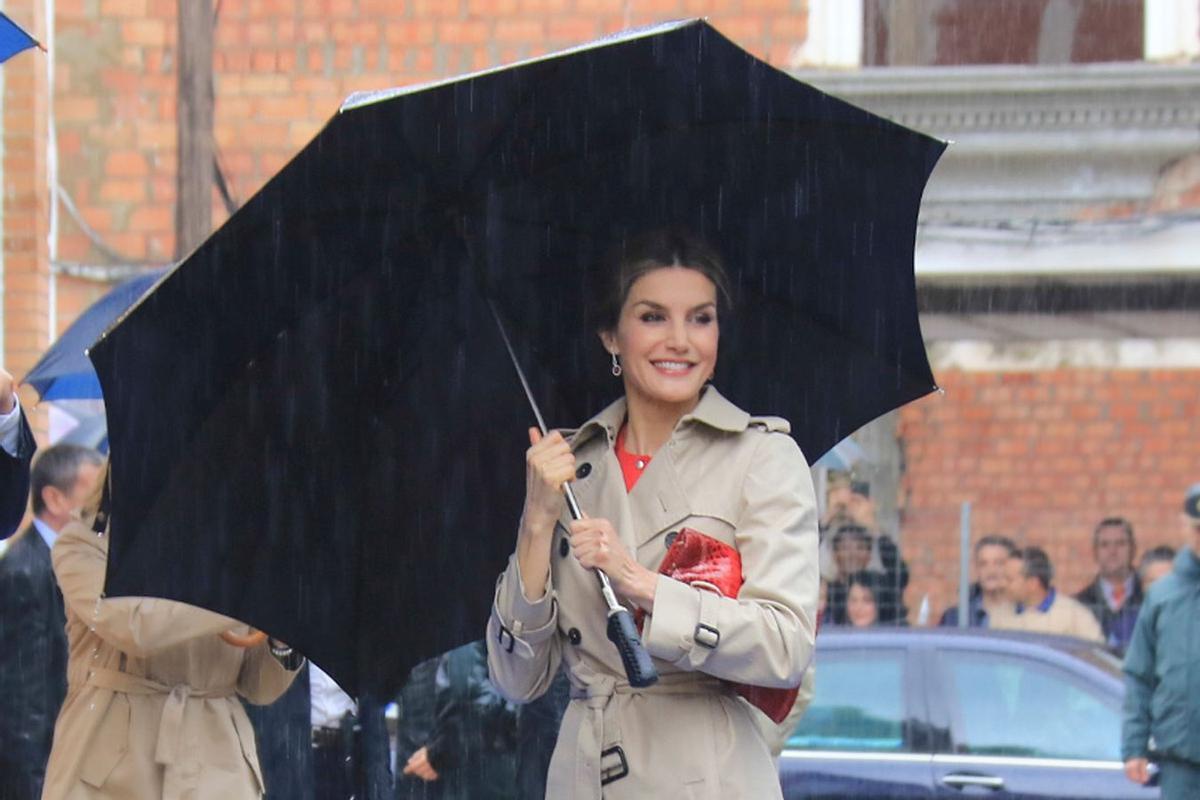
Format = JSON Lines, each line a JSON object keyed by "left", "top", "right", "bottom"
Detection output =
{"left": 607, "top": 607, "right": 659, "bottom": 688}
{"left": 564, "top": 484, "right": 658, "bottom": 687}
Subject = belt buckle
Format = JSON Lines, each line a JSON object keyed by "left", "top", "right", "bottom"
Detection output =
{"left": 600, "top": 745, "right": 628, "bottom": 786}
{"left": 497, "top": 624, "right": 516, "bottom": 654}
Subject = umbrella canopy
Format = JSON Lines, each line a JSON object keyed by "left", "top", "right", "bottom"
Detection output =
{"left": 0, "top": 13, "right": 41, "bottom": 64}
{"left": 24, "top": 270, "right": 164, "bottom": 401}
{"left": 56, "top": 412, "right": 110, "bottom": 454}
{"left": 814, "top": 438, "right": 868, "bottom": 472}
{"left": 91, "top": 20, "right": 945, "bottom": 699}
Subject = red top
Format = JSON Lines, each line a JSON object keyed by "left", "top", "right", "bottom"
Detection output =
{"left": 614, "top": 425, "right": 651, "bottom": 492}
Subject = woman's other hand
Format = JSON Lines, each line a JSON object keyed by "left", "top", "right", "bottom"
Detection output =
{"left": 569, "top": 517, "right": 656, "bottom": 611}
{"left": 521, "top": 428, "right": 575, "bottom": 536}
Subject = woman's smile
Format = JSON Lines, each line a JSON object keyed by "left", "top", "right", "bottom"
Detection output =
{"left": 650, "top": 359, "right": 697, "bottom": 375}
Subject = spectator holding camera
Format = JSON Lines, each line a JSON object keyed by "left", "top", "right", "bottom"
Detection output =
{"left": 820, "top": 479, "right": 908, "bottom": 624}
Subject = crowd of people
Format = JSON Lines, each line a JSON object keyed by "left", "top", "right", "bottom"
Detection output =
{"left": 926, "top": 516, "right": 1177, "bottom": 652}
{"left": 813, "top": 469, "right": 1182, "bottom": 654}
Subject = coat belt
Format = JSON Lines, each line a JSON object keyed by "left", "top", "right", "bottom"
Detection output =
{"left": 567, "top": 663, "right": 726, "bottom": 797}
{"left": 85, "top": 667, "right": 236, "bottom": 766}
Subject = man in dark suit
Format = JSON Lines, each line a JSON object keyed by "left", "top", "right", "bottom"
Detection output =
{"left": 1075, "top": 516, "right": 1144, "bottom": 654}
{"left": 0, "top": 366, "right": 36, "bottom": 539}
{"left": 0, "top": 443, "right": 103, "bottom": 800}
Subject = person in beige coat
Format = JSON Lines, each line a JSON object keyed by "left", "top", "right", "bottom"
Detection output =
{"left": 487, "top": 229, "right": 819, "bottom": 799}
{"left": 989, "top": 546, "right": 1103, "bottom": 644}
{"left": 42, "top": 479, "right": 304, "bottom": 800}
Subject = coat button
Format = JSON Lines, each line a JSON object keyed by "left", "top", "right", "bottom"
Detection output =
{"left": 559, "top": 537, "right": 570, "bottom": 558}
{"left": 568, "top": 628, "right": 582, "bottom": 646}
{"left": 664, "top": 530, "right": 679, "bottom": 548}
{"left": 575, "top": 462, "right": 592, "bottom": 479}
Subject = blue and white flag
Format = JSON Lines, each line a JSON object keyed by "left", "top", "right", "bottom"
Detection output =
{"left": 0, "top": 12, "right": 41, "bottom": 64}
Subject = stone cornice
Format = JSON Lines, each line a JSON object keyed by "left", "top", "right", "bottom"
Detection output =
{"left": 793, "top": 63, "right": 1200, "bottom": 276}
{"left": 793, "top": 63, "right": 1200, "bottom": 134}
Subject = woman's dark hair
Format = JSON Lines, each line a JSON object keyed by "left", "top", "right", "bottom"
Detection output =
{"left": 844, "top": 570, "right": 885, "bottom": 628}
{"left": 846, "top": 570, "right": 883, "bottom": 601}
{"left": 589, "top": 227, "right": 733, "bottom": 334}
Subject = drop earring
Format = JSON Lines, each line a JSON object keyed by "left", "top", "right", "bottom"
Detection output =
{"left": 610, "top": 352, "right": 622, "bottom": 377}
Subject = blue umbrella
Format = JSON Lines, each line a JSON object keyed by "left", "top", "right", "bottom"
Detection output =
{"left": 24, "top": 270, "right": 164, "bottom": 400}
{"left": 57, "top": 412, "right": 110, "bottom": 454}
{"left": 0, "top": 13, "right": 43, "bottom": 64}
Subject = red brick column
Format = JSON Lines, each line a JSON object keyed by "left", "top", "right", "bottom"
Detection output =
{"left": 3, "top": 0, "right": 50, "bottom": 432}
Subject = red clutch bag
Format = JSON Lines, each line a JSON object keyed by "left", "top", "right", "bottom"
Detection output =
{"left": 644, "top": 527, "right": 801, "bottom": 724}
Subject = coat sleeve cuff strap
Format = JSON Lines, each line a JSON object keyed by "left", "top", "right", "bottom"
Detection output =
{"left": 644, "top": 574, "right": 709, "bottom": 665}
{"left": 491, "top": 565, "right": 558, "bottom": 657}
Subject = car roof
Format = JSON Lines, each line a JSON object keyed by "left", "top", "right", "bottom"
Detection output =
{"left": 815, "top": 627, "right": 1124, "bottom": 681}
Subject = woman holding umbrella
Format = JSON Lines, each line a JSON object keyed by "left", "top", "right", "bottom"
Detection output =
{"left": 41, "top": 465, "right": 305, "bottom": 800}
{"left": 487, "top": 229, "right": 819, "bottom": 798}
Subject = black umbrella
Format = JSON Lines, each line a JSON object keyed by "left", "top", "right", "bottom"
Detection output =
{"left": 90, "top": 19, "right": 945, "bottom": 699}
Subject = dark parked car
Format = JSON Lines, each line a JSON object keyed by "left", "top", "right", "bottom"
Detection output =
{"left": 781, "top": 628, "right": 1159, "bottom": 799}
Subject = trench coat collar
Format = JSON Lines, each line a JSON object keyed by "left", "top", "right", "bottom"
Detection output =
{"left": 569, "top": 387, "right": 752, "bottom": 548}
{"left": 570, "top": 385, "right": 751, "bottom": 450}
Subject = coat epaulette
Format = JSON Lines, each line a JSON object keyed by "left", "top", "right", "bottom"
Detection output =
{"left": 747, "top": 415, "right": 791, "bottom": 435}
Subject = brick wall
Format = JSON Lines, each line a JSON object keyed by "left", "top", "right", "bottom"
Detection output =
{"left": 899, "top": 367, "right": 1200, "bottom": 622}
{"left": 2, "top": 0, "right": 50, "bottom": 426}
{"left": 51, "top": 0, "right": 810, "bottom": 272}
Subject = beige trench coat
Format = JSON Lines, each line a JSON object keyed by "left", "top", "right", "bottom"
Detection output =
{"left": 42, "top": 521, "right": 301, "bottom": 800}
{"left": 487, "top": 387, "right": 819, "bottom": 799}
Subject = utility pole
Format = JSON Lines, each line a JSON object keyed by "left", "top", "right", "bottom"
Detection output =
{"left": 175, "top": 0, "right": 214, "bottom": 259}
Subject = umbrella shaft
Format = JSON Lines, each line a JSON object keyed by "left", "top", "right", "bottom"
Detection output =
{"left": 563, "top": 483, "right": 583, "bottom": 520}
{"left": 487, "top": 298, "right": 625, "bottom": 615}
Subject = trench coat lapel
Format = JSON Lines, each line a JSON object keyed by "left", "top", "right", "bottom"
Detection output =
{"left": 625, "top": 451, "right": 692, "bottom": 548}
{"left": 568, "top": 420, "right": 640, "bottom": 557}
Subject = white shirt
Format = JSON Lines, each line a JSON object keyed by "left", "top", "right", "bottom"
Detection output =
{"left": 32, "top": 517, "right": 59, "bottom": 550}
{"left": 0, "top": 396, "right": 21, "bottom": 457}
{"left": 309, "top": 663, "right": 357, "bottom": 729}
